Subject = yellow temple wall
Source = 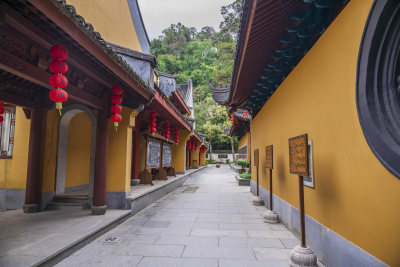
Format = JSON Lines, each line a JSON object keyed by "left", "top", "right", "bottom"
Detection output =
{"left": 250, "top": 0, "right": 399, "bottom": 265}
{"left": 190, "top": 143, "right": 200, "bottom": 168}
{"left": 65, "top": 112, "right": 91, "bottom": 188}
{"left": 107, "top": 107, "right": 134, "bottom": 193}
{"left": 0, "top": 107, "right": 30, "bottom": 190}
{"left": 172, "top": 130, "right": 191, "bottom": 173}
{"left": 238, "top": 131, "right": 250, "bottom": 161}
{"left": 66, "top": 0, "right": 142, "bottom": 51}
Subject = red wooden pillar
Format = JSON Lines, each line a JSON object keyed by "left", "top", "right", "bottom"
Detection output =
{"left": 92, "top": 108, "right": 109, "bottom": 215}
{"left": 132, "top": 115, "right": 141, "bottom": 180}
{"left": 23, "top": 109, "right": 44, "bottom": 213}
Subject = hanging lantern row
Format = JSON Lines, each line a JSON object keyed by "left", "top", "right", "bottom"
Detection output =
{"left": 243, "top": 109, "right": 247, "bottom": 120}
{"left": 165, "top": 122, "right": 170, "bottom": 139}
{"left": 49, "top": 45, "right": 69, "bottom": 115}
{"left": 174, "top": 129, "right": 179, "bottom": 144}
{"left": 150, "top": 111, "right": 156, "bottom": 135}
{"left": 0, "top": 102, "right": 4, "bottom": 123}
{"left": 187, "top": 140, "right": 192, "bottom": 150}
{"left": 230, "top": 113, "right": 234, "bottom": 125}
{"left": 110, "top": 86, "right": 123, "bottom": 131}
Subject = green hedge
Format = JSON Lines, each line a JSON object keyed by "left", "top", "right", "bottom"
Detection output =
{"left": 239, "top": 172, "right": 251, "bottom": 179}
{"left": 236, "top": 160, "right": 250, "bottom": 169}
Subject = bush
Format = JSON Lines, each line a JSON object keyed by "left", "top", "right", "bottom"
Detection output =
{"left": 239, "top": 172, "right": 251, "bottom": 179}
{"left": 206, "top": 159, "right": 216, "bottom": 164}
{"left": 236, "top": 160, "right": 250, "bottom": 169}
{"left": 226, "top": 159, "right": 230, "bottom": 165}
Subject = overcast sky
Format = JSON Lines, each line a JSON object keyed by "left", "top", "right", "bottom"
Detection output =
{"left": 137, "top": 0, "right": 233, "bottom": 40}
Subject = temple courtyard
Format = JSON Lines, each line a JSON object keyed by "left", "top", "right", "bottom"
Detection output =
{"left": 55, "top": 165, "right": 298, "bottom": 266}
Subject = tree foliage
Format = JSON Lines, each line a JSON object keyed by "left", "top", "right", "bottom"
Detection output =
{"left": 150, "top": 0, "right": 242, "bottom": 149}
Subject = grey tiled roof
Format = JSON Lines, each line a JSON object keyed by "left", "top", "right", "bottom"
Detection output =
{"left": 50, "top": 0, "right": 154, "bottom": 96}
{"left": 206, "top": 77, "right": 230, "bottom": 105}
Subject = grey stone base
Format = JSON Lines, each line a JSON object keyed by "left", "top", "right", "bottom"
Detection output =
{"left": 263, "top": 210, "right": 280, "bottom": 224}
{"left": 252, "top": 195, "right": 263, "bottom": 206}
{"left": 235, "top": 174, "right": 250, "bottom": 186}
{"left": 290, "top": 245, "right": 317, "bottom": 267}
{"left": 131, "top": 179, "right": 140, "bottom": 186}
{"left": 106, "top": 192, "right": 130, "bottom": 209}
{"left": 23, "top": 203, "right": 39, "bottom": 213}
{"left": 92, "top": 205, "right": 107, "bottom": 215}
{"left": 250, "top": 180, "right": 387, "bottom": 267}
{"left": 0, "top": 189, "right": 25, "bottom": 210}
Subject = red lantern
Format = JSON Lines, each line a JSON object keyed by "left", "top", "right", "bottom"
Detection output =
{"left": 110, "top": 105, "right": 122, "bottom": 114}
{"left": 111, "top": 95, "right": 122, "bottom": 105}
{"left": 220, "top": 136, "right": 223, "bottom": 142}
{"left": 211, "top": 132, "right": 214, "bottom": 137}
{"left": 49, "top": 74, "right": 68, "bottom": 88}
{"left": 243, "top": 109, "right": 247, "bottom": 120}
{"left": 111, "top": 86, "right": 123, "bottom": 95}
{"left": 174, "top": 129, "right": 179, "bottom": 144}
{"left": 111, "top": 113, "right": 122, "bottom": 129}
{"left": 0, "top": 107, "right": 4, "bottom": 115}
{"left": 49, "top": 60, "right": 68, "bottom": 74}
{"left": 50, "top": 45, "right": 68, "bottom": 60}
{"left": 0, "top": 102, "right": 4, "bottom": 105}
{"left": 0, "top": 102, "right": 3, "bottom": 124}
{"left": 149, "top": 111, "right": 156, "bottom": 135}
{"left": 49, "top": 88, "right": 68, "bottom": 112}
{"left": 0, "top": 116, "right": 3, "bottom": 123}
{"left": 230, "top": 113, "right": 234, "bottom": 125}
{"left": 218, "top": 82, "right": 222, "bottom": 88}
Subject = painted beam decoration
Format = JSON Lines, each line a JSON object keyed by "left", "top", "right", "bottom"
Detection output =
{"left": 288, "top": 134, "right": 309, "bottom": 176}
{"left": 265, "top": 145, "right": 273, "bottom": 169}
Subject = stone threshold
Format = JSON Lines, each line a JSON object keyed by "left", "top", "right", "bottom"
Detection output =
{"left": 126, "top": 166, "right": 207, "bottom": 214}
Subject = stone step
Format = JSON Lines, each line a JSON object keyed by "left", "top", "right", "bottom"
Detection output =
{"left": 53, "top": 194, "right": 89, "bottom": 203}
{"left": 46, "top": 201, "right": 89, "bottom": 210}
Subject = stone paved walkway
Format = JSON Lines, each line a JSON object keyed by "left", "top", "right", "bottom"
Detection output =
{"left": 57, "top": 165, "right": 298, "bottom": 266}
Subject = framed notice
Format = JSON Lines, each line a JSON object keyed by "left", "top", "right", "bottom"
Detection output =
{"left": 265, "top": 145, "right": 273, "bottom": 169}
{"left": 218, "top": 154, "right": 228, "bottom": 158}
{"left": 288, "top": 134, "right": 309, "bottom": 176}
{"left": 303, "top": 141, "right": 314, "bottom": 188}
{"left": 146, "top": 139, "right": 161, "bottom": 168}
{"left": 162, "top": 143, "right": 172, "bottom": 167}
{"left": 254, "top": 149, "right": 259, "bottom": 167}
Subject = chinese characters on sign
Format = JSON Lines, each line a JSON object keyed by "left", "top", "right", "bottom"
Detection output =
{"left": 289, "top": 134, "right": 309, "bottom": 176}
{"left": 254, "top": 149, "right": 259, "bottom": 167}
{"left": 265, "top": 145, "right": 273, "bottom": 169}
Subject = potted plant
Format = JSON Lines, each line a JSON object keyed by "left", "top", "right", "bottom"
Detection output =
{"left": 236, "top": 160, "right": 250, "bottom": 174}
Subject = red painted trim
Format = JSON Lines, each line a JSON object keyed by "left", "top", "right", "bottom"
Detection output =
{"left": 170, "top": 92, "right": 191, "bottom": 115}
{"left": 151, "top": 91, "right": 191, "bottom": 131}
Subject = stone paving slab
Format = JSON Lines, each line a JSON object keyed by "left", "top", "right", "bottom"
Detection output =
{"left": 55, "top": 165, "right": 298, "bottom": 266}
{"left": 0, "top": 209, "right": 130, "bottom": 267}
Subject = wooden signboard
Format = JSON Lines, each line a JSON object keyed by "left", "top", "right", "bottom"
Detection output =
{"left": 289, "top": 134, "right": 309, "bottom": 176}
{"left": 146, "top": 139, "right": 161, "bottom": 168}
{"left": 265, "top": 145, "right": 273, "bottom": 169}
{"left": 162, "top": 143, "right": 172, "bottom": 167}
{"left": 254, "top": 149, "right": 259, "bottom": 167}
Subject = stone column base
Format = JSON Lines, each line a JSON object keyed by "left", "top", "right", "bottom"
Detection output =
{"left": 131, "top": 179, "right": 140, "bottom": 186}
{"left": 92, "top": 205, "right": 107, "bottom": 215}
{"left": 23, "top": 203, "right": 39, "bottom": 213}
{"left": 252, "top": 196, "right": 264, "bottom": 206}
{"left": 290, "top": 245, "right": 317, "bottom": 267}
{"left": 263, "top": 210, "right": 280, "bottom": 224}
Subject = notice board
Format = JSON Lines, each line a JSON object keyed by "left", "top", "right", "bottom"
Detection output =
{"left": 162, "top": 143, "right": 172, "bottom": 167}
{"left": 288, "top": 134, "right": 309, "bottom": 176}
{"left": 146, "top": 139, "right": 161, "bottom": 168}
{"left": 265, "top": 145, "right": 273, "bottom": 169}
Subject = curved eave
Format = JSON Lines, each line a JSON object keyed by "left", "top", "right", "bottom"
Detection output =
{"left": 229, "top": 0, "right": 348, "bottom": 114}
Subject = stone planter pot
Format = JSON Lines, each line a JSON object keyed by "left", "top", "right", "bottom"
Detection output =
{"left": 235, "top": 174, "right": 250, "bottom": 186}
{"left": 216, "top": 164, "right": 220, "bottom": 168}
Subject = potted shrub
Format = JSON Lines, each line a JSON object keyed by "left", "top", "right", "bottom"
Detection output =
{"left": 236, "top": 160, "right": 250, "bottom": 173}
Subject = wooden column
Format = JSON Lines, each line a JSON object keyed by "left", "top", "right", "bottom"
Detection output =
{"left": 132, "top": 113, "right": 141, "bottom": 180}
{"left": 23, "top": 109, "right": 44, "bottom": 213}
{"left": 92, "top": 108, "right": 109, "bottom": 215}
